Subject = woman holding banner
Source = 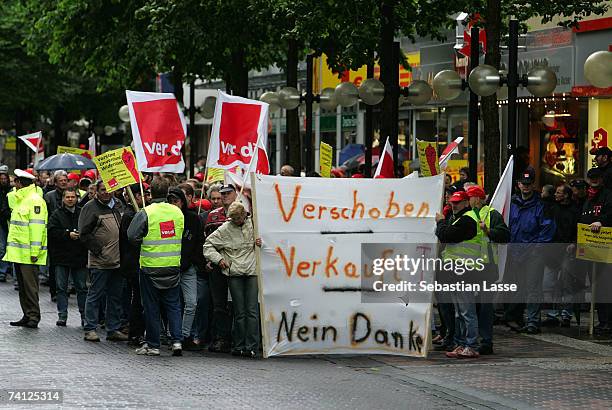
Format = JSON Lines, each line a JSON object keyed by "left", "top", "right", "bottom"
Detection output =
{"left": 204, "top": 202, "right": 261, "bottom": 358}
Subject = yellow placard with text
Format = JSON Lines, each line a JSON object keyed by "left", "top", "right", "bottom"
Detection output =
{"left": 57, "top": 146, "right": 93, "bottom": 159}
{"left": 417, "top": 141, "right": 440, "bottom": 177}
{"left": 576, "top": 223, "right": 612, "bottom": 263}
{"left": 93, "top": 147, "right": 141, "bottom": 192}
{"left": 206, "top": 168, "right": 225, "bottom": 183}
{"left": 319, "top": 142, "right": 333, "bottom": 178}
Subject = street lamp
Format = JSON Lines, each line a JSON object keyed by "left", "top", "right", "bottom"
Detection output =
{"left": 118, "top": 105, "right": 130, "bottom": 122}
{"left": 584, "top": 51, "right": 612, "bottom": 88}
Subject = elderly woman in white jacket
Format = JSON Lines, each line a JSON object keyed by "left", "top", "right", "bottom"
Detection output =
{"left": 204, "top": 201, "right": 261, "bottom": 358}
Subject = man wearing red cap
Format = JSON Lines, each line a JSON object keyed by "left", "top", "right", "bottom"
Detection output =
{"left": 466, "top": 185, "right": 510, "bottom": 355}
{"left": 435, "top": 190, "right": 480, "bottom": 358}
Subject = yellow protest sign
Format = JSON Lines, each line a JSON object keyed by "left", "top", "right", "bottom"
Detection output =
{"left": 416, "top": 140, "right": 440, "bottom": 177}
{"left": 576, "top": 223, "right": 612, "bottom": 263}
{"left": 207, "top": 168, "right": 225, "bottom": 183}
{"left": 93, "top": 147, "right": 141, "bottom": 192}
{"left": 319, "top": 142, "right": 333, "bottom": 178}
{"left": 57, "top": 146, "right": 93, "bottom": 159}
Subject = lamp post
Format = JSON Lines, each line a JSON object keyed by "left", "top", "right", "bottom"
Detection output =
{"left": 468, "top": 25, "right": 480, "bottom": 184}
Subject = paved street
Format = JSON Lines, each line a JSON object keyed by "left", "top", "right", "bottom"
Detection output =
{"left": 1, "top": 280, "right": 612, "bottom": 409}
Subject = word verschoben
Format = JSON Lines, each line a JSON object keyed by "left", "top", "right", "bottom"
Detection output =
{"left": 372, "top": 255, "right": 486, "bottom": 276}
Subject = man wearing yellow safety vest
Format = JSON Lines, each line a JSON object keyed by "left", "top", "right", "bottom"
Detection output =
{"left": 128, "top": 177, "right": 184, "bottom": 357}
{"left": 466, "top": 185, "right": 510, "bottom": 356}
{"left": 435, "top": 190, "right": 480, "bottom": 359}
{"left": 5, "top": 169, "right": 48, "bottom": 329}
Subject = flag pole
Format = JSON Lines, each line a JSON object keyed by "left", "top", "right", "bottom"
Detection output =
{"left": 197, "top": 167, "right": 209, "bottom": 215}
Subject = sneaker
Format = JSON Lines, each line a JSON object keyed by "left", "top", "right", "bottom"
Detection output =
{"left": 135, "top": 344, "right": 160, "bottom": 356}
{"left": 56, "top": 320, "right": 67, "bottom": 327}
{"left": 84, "top": 331, "right": 100, "bottom": 342}
{"left": 432, "top": 334, "right": 444, "bottom": 345}
{"left": 445, "top": 346, "right": 464, "bottom": 358}
{"left": 478, "top": 345, "right": 494, "bottom": 355}
{"left": 107, "top": 331, "right": 129, "bottom": 342}
{"left": 172, "top": 342, "right": 183, "bottom": 357}
{"left": 231, "top": 349, "right": 243, "bottom": 357}
{"left": 242, "top": 350, "right": 257, "bottom": 358}
{"left": 458, "top": 346, "right": 480, "bottom": 359}
{"left": 128, "top": 336, "right": 145, "bottom": 347}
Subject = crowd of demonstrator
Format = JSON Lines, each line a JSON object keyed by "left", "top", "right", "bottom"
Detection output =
{"left": 1, "top": 146, "right": 610, "bottom": 359}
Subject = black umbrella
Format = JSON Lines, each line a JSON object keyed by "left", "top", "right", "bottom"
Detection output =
{"left": 35, "top": 153, "right": 96, "bottom": 171}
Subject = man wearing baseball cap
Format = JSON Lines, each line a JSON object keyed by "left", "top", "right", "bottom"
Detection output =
{"left": 505, "top": 167, "right": 555, "bottom": 334}
{"left": 579, "top": 168, "right": 612, "bottom": 333}
{"left": 435, "top": 190, "right": 480, "bottom": 358}
{"left": 4, "top": 170, "right": 48, "bottom": 329}
{"left": 594, "top": 147, "right": 612, "bottom": 190}
{"left": 569, "top": 179, "right": 588, "bottom": 211}
{"left": 466, "top": 185, "right": 510, "bottom": 354}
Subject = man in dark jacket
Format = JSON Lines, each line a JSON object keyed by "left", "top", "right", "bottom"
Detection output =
{"left": 0, "top": 165, "right": 11, "bottom": 282}
{"left": 570, "top": 179, "right": 588, "bottom": 211}
{"left": 168, "top": 187, "right": 207, "bottom": 350}
{"left": 435, "top": 191, "right": 480, "bottom": 359}
{"left": 79, "top": 180, "right": 127, "bottom": 342}
{"left": 204, "top": 183, "right": 236, "bottom": 353}
{"left": 44, "top": 170, "right": 68, "bottom": 216}
{"left": 594, "top": 147, "right": 612, "bottom": 191}
{"left": 543, "top": 184, "right": 579, "bottom": 327}
{"left": 119, "top": 184, "right": 147, "bottom": 345}
{"left": 48, "top": 188, "right": 89, "bottom": 327}
{"left": 505, "top": 169, "right": 556, "bottom": 334}
{"left": 579, "top": 168, "right": 612, "bottom": 333}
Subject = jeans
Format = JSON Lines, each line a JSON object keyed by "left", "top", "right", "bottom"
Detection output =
{"left": 120, "top": 279, "right": 130, "bottom": 327}
{"left": 192, "top": 274, "right": 210, "bottom": 341}
{"left": 504, "top": 248, "right": 546, "bottom": 328}
{"left": 0, "top": 224, "right": 10, "bottom": 277}
{"left": 451, "top": 291, "right": 478, "bottom": 349}
{"left": 84, "top": 268, "right": 124, "bottom": 334}
{"left": 229, "top": 276, "right": 259, "bottom": 352}
{"left": 55, "top": 265, "right": 88, "bottom": 321}
{"left": 140, "top": 272, "right": 182, "bottom": 349}
{"left": 180, "top": 266, "right": 198, "bottom": 339}
{"left": 209, "top": 267, "right": 231, "bottom": 342}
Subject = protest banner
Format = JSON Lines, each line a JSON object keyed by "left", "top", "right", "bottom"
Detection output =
{"left": 416, "top": 140, "right": 439, "bottom": 177}
{"left": 576, "top": 223, "right": 612, "bottom": 263}
{"left": 57, "top": 146, "right": 93, "bottom": 159}
{"left": 319, "top": 142, "right": 332, "bottom": 178}
{"left": 93, "top": 147, "right": 141, "bottom": 192}
{"left": 251, "top": 174, "right": 444, "bottom": 357}
{"left": 206, "top": 91, "right": 269, "bottom": 171}
{"left": 126, "top": 90, "right": 187, "bottom": 173}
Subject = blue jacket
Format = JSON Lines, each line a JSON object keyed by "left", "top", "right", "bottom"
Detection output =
{"left": 509, "top": 192, "right": 556, "bottom": 244}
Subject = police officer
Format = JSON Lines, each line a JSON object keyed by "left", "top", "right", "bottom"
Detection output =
{"left": 5, "top": 169, "right": 48, "bottom": 329}
{"left": 128, "top": 177, "right": 184, "bottom": 356}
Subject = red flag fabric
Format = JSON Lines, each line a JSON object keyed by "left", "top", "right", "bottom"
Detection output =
{"left": 207, "top": 91, "right": 269, "bottom": 171}
{"left": 373, "top": 137, "right": 395, "bottom": 178}
{"left": 18, "top": 131, "right": 43, "bottom": 153}
{"left": 126, "top": 90, "right": 186, "bottom": 173}
{"left": 255, "top": 137, "right": 270, "bottom": 175}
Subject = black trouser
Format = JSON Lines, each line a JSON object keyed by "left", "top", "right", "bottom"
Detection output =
{"left": 48, "top": 265, "right": 56, "bottom": 298}
{"left": 127, "top": 272, "right": 145, "bottom": 339}
{"left": 209, "top": 267, "right": 231, "bottom": 342}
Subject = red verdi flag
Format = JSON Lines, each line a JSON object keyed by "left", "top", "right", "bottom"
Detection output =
{"left": 207, "top": 91, "right": 269, "bottom": 171}
{"left": 126, "top": 90, "right": 187, "bottom": 173}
